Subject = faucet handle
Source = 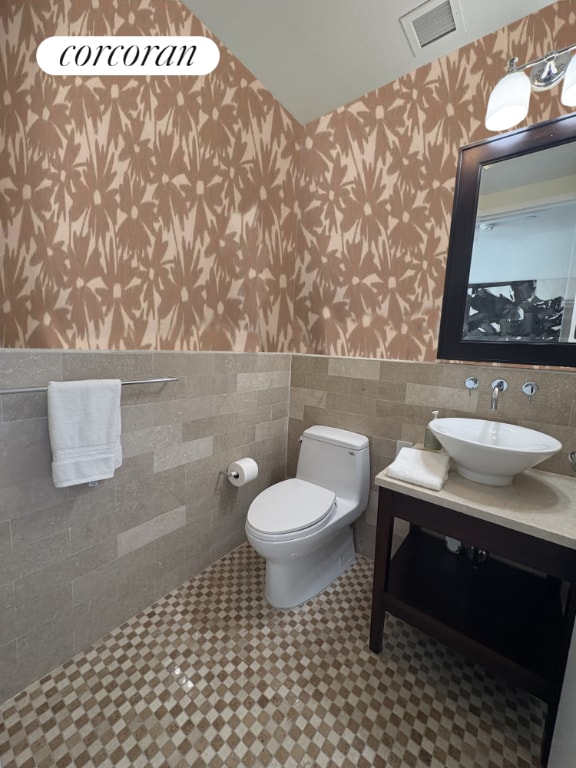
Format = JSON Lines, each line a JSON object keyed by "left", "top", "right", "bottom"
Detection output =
{"left": 464, "top": 376, "right": 479, "bottom": 395}
{"left": 522, "top": 381, "right": 538, "bottom": 404}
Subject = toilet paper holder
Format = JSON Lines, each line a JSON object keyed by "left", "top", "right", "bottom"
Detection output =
{"left": 219, "top": 458, "right": 259, "bottom": 487}
{"left": 219, "top": 468, "right": 240, "bottom": 479}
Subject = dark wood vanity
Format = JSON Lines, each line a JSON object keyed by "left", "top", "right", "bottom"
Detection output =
{"left": 370, "top": 469, "right": 576, "bottom": 766}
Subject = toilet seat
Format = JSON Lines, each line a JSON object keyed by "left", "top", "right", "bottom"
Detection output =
{"left": 247, "top": 478, "right": 336, "bottom": 535}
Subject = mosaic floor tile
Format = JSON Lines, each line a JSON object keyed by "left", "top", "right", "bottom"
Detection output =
{"left": 1, "top": 543, "right": 544, "bottom": 767}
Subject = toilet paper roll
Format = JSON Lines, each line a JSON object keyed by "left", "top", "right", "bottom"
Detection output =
{"left": 227, "top": 458, "right": 259, "bottom": 487}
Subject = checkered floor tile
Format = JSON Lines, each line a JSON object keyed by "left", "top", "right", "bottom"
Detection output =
{"left": 0, "top": 544, "right": 544, "bottom": 767}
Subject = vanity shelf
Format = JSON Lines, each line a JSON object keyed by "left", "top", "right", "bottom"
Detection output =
{"left": 388, "top": 530, "right": 563, "bottom": 697}
{"left": 370, "top": 473, "right": 576, "bottom": 767}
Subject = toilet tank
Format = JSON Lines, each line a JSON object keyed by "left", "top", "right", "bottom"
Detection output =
{"left": 296, "top": 426, "right": 370, "bottom": 509}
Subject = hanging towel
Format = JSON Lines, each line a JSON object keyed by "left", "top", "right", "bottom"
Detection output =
{"left": 47, "top": 379, "right": 122, "bottom": 488}
{"left": 385, "top": 447, "right": 450, "bottom": 491}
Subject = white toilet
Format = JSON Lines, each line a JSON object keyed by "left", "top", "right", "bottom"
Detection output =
{"left": 245, "top": 425, "right": 370, "bottom": 608}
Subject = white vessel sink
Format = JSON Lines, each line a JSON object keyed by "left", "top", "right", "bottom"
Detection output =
{"left": 428, "top": 417, "right": 562, "bottom": 486}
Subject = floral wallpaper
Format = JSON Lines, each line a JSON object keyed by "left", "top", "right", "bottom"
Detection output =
{"left": 0, "top": 0, "right": 300, "bottom": 350}
{"left": 0, "top": 0, "right": 574, "bottom": 359}
{"left": 293, "top": 0, "right": 575, "bottom": 360}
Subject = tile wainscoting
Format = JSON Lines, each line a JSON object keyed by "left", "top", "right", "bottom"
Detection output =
{"left": 289, "top": 355, "right": 576, "bottom": 560}
{"left": 0, "top": 350, "right": 290, "bottom": 702}
{"left": 1, "top": 349, "right": 576, "bottom": 702}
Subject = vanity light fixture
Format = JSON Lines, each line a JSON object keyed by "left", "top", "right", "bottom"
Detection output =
{"left": 485, "top": 43, "right": 576, "bottom": 132}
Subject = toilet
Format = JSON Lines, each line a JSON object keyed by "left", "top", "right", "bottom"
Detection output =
{"left": 245, "top": 425, "right": 370, "bottom": 608}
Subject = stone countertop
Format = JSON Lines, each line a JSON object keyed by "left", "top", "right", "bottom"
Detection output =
{"left": 374, "top": 467, "right": 576, "bottom": 550}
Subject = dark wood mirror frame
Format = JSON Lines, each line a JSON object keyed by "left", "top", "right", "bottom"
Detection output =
{"left": 437, "top": 112, "right": 576, "bottom": 368}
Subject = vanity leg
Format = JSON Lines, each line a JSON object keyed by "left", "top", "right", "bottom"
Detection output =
{"left": 540, "top": 584, "right": 576, "bottom": 766}
{"left": 370, "top": 488, "right": 395, "bottom": 654}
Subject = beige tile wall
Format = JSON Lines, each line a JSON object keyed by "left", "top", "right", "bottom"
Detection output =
{"left": 0, "top": 350, "right": 290, "bottom": 702}
{"left": 289, "top": 355, "right": 576, "bottom": 560}
{"left": 2, "top": 349, "right": 576, "bottom": 704}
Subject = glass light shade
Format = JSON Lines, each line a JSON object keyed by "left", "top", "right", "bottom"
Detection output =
{"left": 560, "top": 55, "right": 576, "bottom": 106}
{"left": 485, "top": 71, "right": 531, "bottom": 131}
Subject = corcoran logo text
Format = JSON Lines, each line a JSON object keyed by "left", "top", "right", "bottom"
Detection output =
{"left": 36, "top": 36, "right": 220, "bottom": 76}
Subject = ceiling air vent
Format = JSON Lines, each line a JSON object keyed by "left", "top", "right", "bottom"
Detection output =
{"left": 400, "top": 0, "right": 461, "bottom": 55}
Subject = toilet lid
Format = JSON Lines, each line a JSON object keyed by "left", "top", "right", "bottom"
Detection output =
{"left": 247, "top": 478, "right": 335, "bottom": 535}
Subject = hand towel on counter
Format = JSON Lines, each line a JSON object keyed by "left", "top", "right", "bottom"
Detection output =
{"left": 47, "top": 379, "right": 122, "bottom": 488}
{"left": 385, "top": 447, "right": 450, "bottom": 491}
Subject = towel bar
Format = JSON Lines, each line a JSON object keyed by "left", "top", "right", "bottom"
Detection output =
{"left": 0, "top": 376, "right": 179, "bottom": 396}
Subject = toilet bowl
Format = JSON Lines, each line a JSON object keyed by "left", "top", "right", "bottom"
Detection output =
{"left": 246, "top": 425, "right": 370, "bottom": 608}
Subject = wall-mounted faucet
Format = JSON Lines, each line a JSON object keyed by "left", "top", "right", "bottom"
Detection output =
{"left": 490, "top": 379, "right": 508, "bottom": 410}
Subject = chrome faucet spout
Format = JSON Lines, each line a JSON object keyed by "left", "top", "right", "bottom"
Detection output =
{"left": 491, "top": 385, "right": 500, "bottom": 410}
{"left": 490, "top": 379, "right": 508, "bottom": 410}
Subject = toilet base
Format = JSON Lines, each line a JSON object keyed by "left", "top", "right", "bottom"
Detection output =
{"left": 264, "top": 526, "right": 356, "bottom": 609}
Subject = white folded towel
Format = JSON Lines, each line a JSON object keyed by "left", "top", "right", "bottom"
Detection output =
{"left": 385, "top": 447, "right": 450, "bottom": 491}
{"left": 47, "top": 379, "right": 122, "bottom": 488}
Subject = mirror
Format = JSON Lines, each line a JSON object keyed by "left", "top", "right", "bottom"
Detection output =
{"left": 437, "top": 112, "right": 576, "bottom": 367}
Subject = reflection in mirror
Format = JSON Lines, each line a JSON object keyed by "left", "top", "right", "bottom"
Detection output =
{"left": 437, "top": 112, "right": 576, "bottom": 367}
{"left": 465, "top": 143, "right": 576, "bottom": 344}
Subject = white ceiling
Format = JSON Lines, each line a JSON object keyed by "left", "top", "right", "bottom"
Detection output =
{"left": 182, "top": 0, "right": 556, "bottom": 124}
